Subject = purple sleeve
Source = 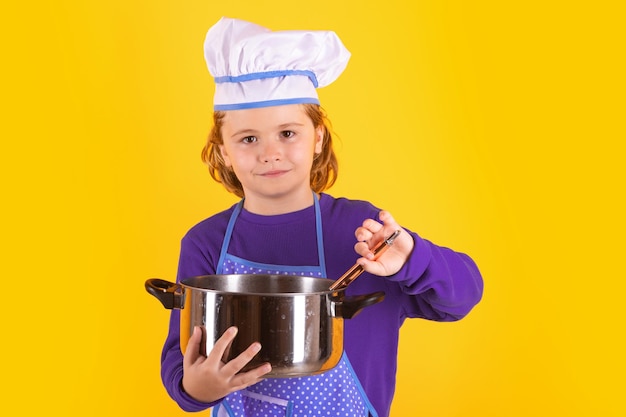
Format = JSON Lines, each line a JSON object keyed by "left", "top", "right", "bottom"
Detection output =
{"left": 389, "top": 229, "right": 483, "bottom": 321}
{"left": 159, "top": 233, "right": 222, "bottom": 412}
{"left": 160, "top": 310, "right": 219, "bottom": 412}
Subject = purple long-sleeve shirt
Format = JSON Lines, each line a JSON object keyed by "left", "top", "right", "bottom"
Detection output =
{"left": 160, "top": 193, "right": 483, "bottom": 416}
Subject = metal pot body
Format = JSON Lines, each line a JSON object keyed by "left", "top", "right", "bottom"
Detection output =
{"left": 146, "top": 274, "right": 384, "bottom": 377}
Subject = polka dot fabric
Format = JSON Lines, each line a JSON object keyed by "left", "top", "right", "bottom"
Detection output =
{"left": 221, "top": 258, "right": 324, "bottom": 277}
{"left": 221, "top": 355, "right": 368, "bottom": 417}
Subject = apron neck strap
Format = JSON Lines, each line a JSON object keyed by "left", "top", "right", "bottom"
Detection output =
{"left": 217, "top": 193, "right": 326, "bottom": 276}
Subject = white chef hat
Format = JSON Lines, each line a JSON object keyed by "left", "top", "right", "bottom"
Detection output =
{"left": 204, "top": 17, "right": 351, "bottom": 111}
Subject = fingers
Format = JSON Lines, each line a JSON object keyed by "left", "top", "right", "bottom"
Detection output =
{"left": 221, "top": 340, "right": 268, "bottom": 377}
{"left": 352, "top": 210, "right": 413, "bottom": 277}
{"left": 183, "top": 326, "right": 203, "bottom": 367}
{"left": 206, "top": 326, "right": 239, "bottom": 364}
{"left": 229, "top": 362, "right": 273, "bottom": 391}
{"left": 182, "top": 326, "right": 271, "bottom": 402}
{"left": 355, "top": 218, "right": 383, "bottom": 242}
{"left": 208, "top": 326, "right": 271, "bottom": 379}
{"left": 354, "top": 211, "right": 399, "bottom": 255}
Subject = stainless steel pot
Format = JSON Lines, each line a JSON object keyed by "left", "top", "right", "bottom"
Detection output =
{"left": 145, "top": 274, "right": 384, "bottom": 377}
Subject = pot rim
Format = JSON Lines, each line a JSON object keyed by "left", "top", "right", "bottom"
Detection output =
{"left": 179, "top": 274, "right": 341, "bottom": 297}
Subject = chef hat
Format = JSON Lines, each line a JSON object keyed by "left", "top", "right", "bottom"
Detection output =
{"left": 204, "top": 17, "right": 351, "bottom": 111}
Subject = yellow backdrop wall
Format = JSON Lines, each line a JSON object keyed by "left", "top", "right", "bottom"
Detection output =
{"left": 2, "top": 1, "right": 624, "bottom": 416}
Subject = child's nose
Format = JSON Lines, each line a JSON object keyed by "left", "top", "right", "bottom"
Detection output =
{"left": 260, "top": 141, "right": 282, "bottom": 162}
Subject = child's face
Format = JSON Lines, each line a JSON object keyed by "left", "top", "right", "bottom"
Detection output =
{"left": 219, "top": 104, "right": 324, "bottom": 205}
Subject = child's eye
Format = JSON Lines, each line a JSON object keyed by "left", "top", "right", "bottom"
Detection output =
{"left": 241, "top": 136, "right": 257, "bottom": 144}
{"left": 280, "top": 130, "right": 295, "bottom": 139}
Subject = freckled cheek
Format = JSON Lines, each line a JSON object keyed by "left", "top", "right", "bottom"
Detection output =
{"left": 290, "top": 148, "right": 315, "bottom": 165}
{"left": 235, "top": 157, "right": 257, "bottom": 172}
{"left": 223, "top": 151, "right": 252, "bottom": 172}
{"left": 301, "top": 155, "right": 315, "bottom": 166}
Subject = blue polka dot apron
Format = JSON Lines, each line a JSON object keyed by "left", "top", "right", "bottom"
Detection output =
{"left": 212, "top": 196, "right": 378, "bottom": 417}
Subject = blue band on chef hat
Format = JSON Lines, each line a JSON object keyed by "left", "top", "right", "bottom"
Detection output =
{"left": 214, "top": 97, "right": 320, "bottom": 111}
{"left": 214, "top": 70, "right": 319, "bottom": 88}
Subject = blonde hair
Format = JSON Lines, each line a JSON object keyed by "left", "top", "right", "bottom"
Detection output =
{"left": 201, "top": 104, "right": 338, "bottom": 198}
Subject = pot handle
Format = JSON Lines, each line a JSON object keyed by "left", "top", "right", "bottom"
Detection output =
{"left": 145, "top": 278, "right": 184, "bottom": 310}
{"left": 334, "top": 291, "right": 385, "bottom": 319}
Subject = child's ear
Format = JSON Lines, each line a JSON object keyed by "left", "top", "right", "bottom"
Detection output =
{"left": 314, "top": 126, "right": 324, "bottom": 154}
{"left": 219, "top": 145, "right": 231, "bottom": 167}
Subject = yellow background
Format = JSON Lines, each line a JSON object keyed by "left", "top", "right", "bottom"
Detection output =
{"left": 2, "top": 1, "right": 624, "bottom": 416}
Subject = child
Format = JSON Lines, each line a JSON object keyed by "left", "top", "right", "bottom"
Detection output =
{"left": 159, "top": 17, "right": 483, "bottom": 417}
